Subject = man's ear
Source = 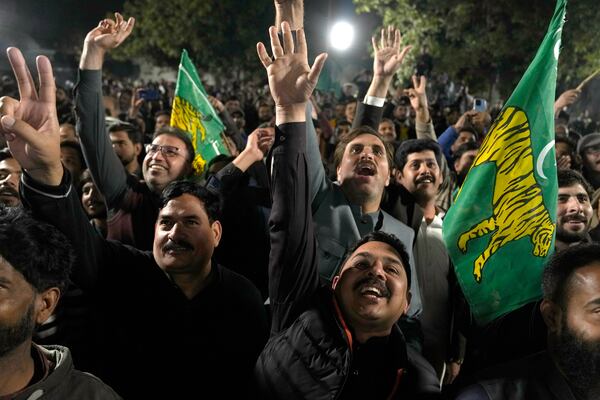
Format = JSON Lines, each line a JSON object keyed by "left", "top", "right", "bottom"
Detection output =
{"left": 540, "top": 299, "right": 562, "bottom": 334}
{"left": 404, "top": 290, "right": 411, "bottom": 315}
{"left": 331, "top": 275, "right": 340, "bottom": 290}
{"left": 211, "top": 220, "right": 222, "bottom": 247}
{"left": 393, "top": 168, "right": 403, "bottom": 185}
{"left": 134, "top": 143, "right": 143, "bottom": 156}
{"left": 35, "top": 287, "right": 61, "bottom": 325}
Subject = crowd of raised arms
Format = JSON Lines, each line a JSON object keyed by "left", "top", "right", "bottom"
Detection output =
{"left": 0, "top": 1, "right": 599, "bottom": 399}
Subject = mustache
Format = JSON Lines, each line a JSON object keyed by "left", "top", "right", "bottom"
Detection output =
{"left": 163, "top": 239, "right": 193, "bottom": 252}
{"left": 0, "top": 187, "right": 18, "bottom": 197}
{"left": 562, "top": 214, "right": 588, "bottom": 223}
{"left": 415, "top": 174, "right": 435, "bottom": 184}
{"left": 353, "top": 276, "right": 390, "bottom": 298}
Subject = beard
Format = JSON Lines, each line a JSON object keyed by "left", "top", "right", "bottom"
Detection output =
{"left": 556, "top": 224, "right": 589, "bottom": 244}
{"left": 0, "top": 301, "right": 35, "bottom": 357}
{"left": 554, "top": 319, "right": 600, "bottom": 394}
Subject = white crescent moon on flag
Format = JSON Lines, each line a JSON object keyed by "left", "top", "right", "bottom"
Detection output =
{"left": 537, "top": 140, "right": 555, "bottom": 180}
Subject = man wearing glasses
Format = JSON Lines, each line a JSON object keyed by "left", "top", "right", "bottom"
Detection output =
{"left": 0, "top": 148, "right": 22, "bottom": 207}
{"left": 75, "top": 16, "right": 194, "bottom": 250}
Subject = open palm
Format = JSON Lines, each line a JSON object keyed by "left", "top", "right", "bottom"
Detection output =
{"left": 84, "top": 12, "right": 135, "bottom": 51}
{"left": 372, "top": 26, "right": 412, "bottom": 79}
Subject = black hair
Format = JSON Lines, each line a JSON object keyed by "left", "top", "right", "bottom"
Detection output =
{"left": 452, "top": 141, "right": 480, "bottom": 163}
{"left": 557, "top": 169, "right": 593, "bottom": 196}
{"left": 154, "top": 110, "right": 171, "bottom": 119}
{"left": 0, "top": 147, "right": 13, "bottom": 162}
{"left": 555, "top": 134, "right": 576, "bottom": 151}
{"left": 333, "top": 126, "right": 394, "bottom": 169}
{"left": 159, "top": 180, "right": 220, "bottom": 223}
{"left": 152, "top": 126, "right": 195, "bottom": 164}
{"left": 109, "top": 122, "right": 142, "bottom": 144}
{"left": 60, "top": 140, "right": 86, "bottom": 169}
{"left": 338, "top": 231, "right": 411, "bottom": 288}
{"left": 0, "top": 206, "right": 73, "bottom": 292}
{"left": 395, "top": 138, "right": 443, "bottom": 171}
{"left": 542, "top": 243, "right": 600, "bottom": 309}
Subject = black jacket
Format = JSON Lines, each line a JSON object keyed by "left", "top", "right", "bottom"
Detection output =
{"left": 255, "top": 121, "right": 440, "bottom": 399}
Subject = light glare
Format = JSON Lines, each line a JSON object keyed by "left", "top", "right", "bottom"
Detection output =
{"left": 330, "top": 21, "right": 354, "bottom": 51}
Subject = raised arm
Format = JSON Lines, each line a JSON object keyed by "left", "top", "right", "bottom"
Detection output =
{"left": 75, "top": 13, "right": 136, "bottom": 207}
{"left": 355, "top": 27, "right": 412, "bottom": 129}
{"left": 405, "top": 74, "right": 436, "bottom": 140}
{"left": 257, "top": 22, "right": 327, "bottom": 333}
{"left": 275, "top": 0, "right": 304, "bottom": 31}
{"left": 0, "top": 47, "right": 111, "bottom": 291}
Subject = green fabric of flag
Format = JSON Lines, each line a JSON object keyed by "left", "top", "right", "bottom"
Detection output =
{"left": 442, "top": 0, "right": 566, "bottom": 325}
{"left": 171, "top": 49, "right": 227, "bottom": 175}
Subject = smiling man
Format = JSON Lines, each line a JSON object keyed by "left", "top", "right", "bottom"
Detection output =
{"left": 555, "top": 169, "right": 594, "bottom": 251}
{"left": 0, "top": 46, "right": 268, "bottom": 399}
{"left": 75, "top": 14, "right": 194, "bottom": 250}
{"left": 254, "top": 19, "right": 439, "bottom": 399}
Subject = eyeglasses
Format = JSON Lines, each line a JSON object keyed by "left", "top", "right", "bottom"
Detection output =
{"left": 0, "top": 169, "right": 22, "bottom": 181}
{"left": 145, "top": 144, "right": 183, "bottom": 158}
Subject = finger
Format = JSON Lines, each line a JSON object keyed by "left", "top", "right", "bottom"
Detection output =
{"left": 371, "top": 36, "right": 378, "bottom": 52}
{"left": 387, "top": 26, "right": 393, "bottom": 47}
{"left": 256, "top": 42, "right": 272, "bottom": 69}
{"left": 308, "top": 53, "right": 328, "bottom": 86}
{"left": 380, "top": 28, "right": 385, "bottom": 50}
{"left": 114, "top": 12, "right": 123, "bottom": 27}
{"left": 420, "top": 75, "right": 427, "bottom": 89}
{"left": 269, "top": 26, "right": 284, "bottom": 58}
{"left": 412, "top": 74, "right": 418, "bottom": 89}
{"left": 397, "top": 45, "right": 413, "bottom": 63}
{"left": 394, "top": 28, "right": 400, "bottom": 50}
{"left": 296, "top": 28, "right": 307, "bottom": 56}
{"left": 1, "top": 115, "right": 39, "bottom": 146}
{"left": 281, "top": 21, "right": 294, "bottom": 54}
{"left": 7, "top": 47, "right": 37, "bottom": 100}
{"left": 0, "top": 96, "right": 19, "bottom": 136}
{"left": 36, "top": 56, "right": 56, "bottom": 105}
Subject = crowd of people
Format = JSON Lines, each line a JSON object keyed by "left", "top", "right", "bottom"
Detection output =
{"left": 0, "top": 1, "right": 599, "bottom": 399}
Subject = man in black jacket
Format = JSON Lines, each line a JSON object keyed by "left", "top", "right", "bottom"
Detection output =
{"left": 254, "top": 21, "right": 439, "bottom": 399}
{"left": 0, "top": 47, "right": 268, "bottom": 399}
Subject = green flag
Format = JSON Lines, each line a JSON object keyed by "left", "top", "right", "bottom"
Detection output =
{"left": 443, "top": 0, "right": 566, "bottom": 324}
{"left": 171, "top": 49, "right": 228, "bottom": 175}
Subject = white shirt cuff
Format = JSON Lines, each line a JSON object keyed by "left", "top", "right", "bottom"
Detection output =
{"left": 363, "top": 95, "right": 385, "bottom": 107}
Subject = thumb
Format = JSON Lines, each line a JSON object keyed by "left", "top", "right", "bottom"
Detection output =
{"left": 1, "top": 115, "right": 40, "bottom": 145}
{"left": 308, "top": 53, "right": 328, "bottom": 86}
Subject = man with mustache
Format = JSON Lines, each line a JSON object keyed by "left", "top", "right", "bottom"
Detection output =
{"left": 0, "top": 148, "right": 21, "bottom": 207}
{"left": 76, "top": 14, "right": 194, "bottom": 250}
{"left": 385, "top": 139, "right": 465, "bottom": 384}
{"left": 0, "top": 47, "right": 268, "bottom": 399}
{"left": 254, "top": 19, "right": 439, "bottom": 398}
{"left": 455, "top": 243, "right": 600, "bottom": 400}
{"left": 555, "top": 169, "right": 594, "bottom": 251}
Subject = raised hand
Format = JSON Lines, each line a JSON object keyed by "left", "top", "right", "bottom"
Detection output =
{"left": 256, "top": 22, "right": 327, "bottom": 123}
{"left": 0, "top": 48, "right": 62, "bottom": 185}
{"left": 372, "top": 26, "right": 412, "bottom": 80}
{"left": 405, "top": 74, "right": 428, "bottom": 112}
{"left": 80, "top": 12, "right": 135, "bottom": 70}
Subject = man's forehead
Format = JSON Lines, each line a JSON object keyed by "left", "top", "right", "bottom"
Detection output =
{"left": 110, "top": 130, "right": 130, "bottom": 139}
{"left": 0, "top": 158, "right": 20, "bottom": 170}
{"left": 159, "top": 194, "right": 206, "bottom": 217}
{"left": 351, "top": 241, "right": 403, "bottom": 262}
{"left": 406, "top": 150, "right": 437, "bottom": 163}
{"left": 153, "top": 134, "right": 185, "bottom": 147}
{"left": 347, "top": 134, "right": 385, "bottom": 147}
{"left": 568, "top": 263, "right": 600, "bottom": 303}
{"left": 558, "top": 184, "right": 588, "bottom": 196}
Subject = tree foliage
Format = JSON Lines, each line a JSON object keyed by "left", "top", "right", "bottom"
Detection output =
{"left": 353, "top": 0, "right": 600, "bottom": 97}
{"left": 114, "top": 0, "right": 273, "bottom": 75}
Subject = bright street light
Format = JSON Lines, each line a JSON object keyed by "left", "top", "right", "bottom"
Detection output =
{"left": 329, "top": 21, "right": 354, "bottom": 51}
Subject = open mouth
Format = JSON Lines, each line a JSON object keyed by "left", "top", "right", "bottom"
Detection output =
{"left": 415, "top": 175, "right": 434, "bottom": 185}
{"left": 0, "top": 188, "right": 18, "bottom": 198}
{"left": 149, "top": 164, "right": 168, "bottom": 172}
{"left": 356, "top": 161, "right": 376, "bottom": 176}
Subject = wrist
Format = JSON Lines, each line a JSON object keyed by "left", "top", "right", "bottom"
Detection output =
{"left": 367, "top": 76, "right": 393, "bottom": 98}
{"left": 233, "top": 150, "right": 260, "bottom": 172}
{"left": 26, "top": 163, "right": 64, "bottom": 187}
{"left": 276, "top": 103, "right": 306, "bottom": 124}
{"left": 80, "top": 44, "right": 106, "bottom": 70}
